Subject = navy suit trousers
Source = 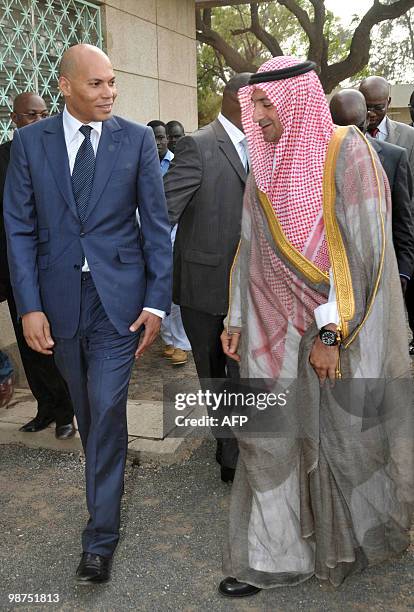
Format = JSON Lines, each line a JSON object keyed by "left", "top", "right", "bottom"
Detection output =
{"left": 54, "top": 274, "right": 139, "bottom": 557}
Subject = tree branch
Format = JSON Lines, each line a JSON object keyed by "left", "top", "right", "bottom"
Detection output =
{"left": 196, "top": 8, "right": 257, "bottom": 73}
{"left": 249, "top": 3, "right": 284, "bottom": 57}
{"left": 324, "top": 0, "right": 414, "bottom": 91}
{"left": 277, "top": 0, "right": 314, "bottom": 39}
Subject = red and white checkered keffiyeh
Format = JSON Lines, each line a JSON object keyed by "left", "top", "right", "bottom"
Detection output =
{"left": 239, "top": 56, "right": 334, "bottom": 271}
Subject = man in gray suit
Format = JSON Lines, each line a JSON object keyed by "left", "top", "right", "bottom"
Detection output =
{"left": 360, "top": 76, "right": 414, "bottom": 353}
{"left": 359, "top": 76, "right": 414, "bottom": 178}
{"left": 164, "top": 73, "right": 251, "bottom": 482}
{"left": 330, "top": 89, "right": 414, "bottom": 289}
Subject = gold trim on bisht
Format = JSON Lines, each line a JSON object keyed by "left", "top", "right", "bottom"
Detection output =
{"left": 226, "top": 239, "right": 241, "bottom": 334}
{"left": 257, "top": 190, "right": 330, "bottom": 286}
{"left": 322, "top": 126, "right": 355, "bottom": 339}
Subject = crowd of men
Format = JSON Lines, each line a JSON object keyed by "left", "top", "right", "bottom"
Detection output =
{"left": 0, "top": 44, "right": 413, "bottom": 596}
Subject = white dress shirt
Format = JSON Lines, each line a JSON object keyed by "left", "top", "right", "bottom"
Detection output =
{"left": 314, "top": 269, "right": 339, "bottom": 329}
{"left": 217, "top": 112, "right": 249, "bottom": 171}
{"left": 62, "top": 106, "right": 164, "bottom": 319}
{"left": 375, "top": 116, "right": 388, "bottom": 141}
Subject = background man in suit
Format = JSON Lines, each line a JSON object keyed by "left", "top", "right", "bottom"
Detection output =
{"left": 359, "top": 77, "right": 414, "bottom": 352}
{"left": 166, "top": 120, "right": 185, "bottom": 154}
{"left": 0, "top": 93, "right": 75, "bottom": 439}
{"left": 359, "top": 76, "right": 414, "bottom": 177}
{"left": 147, "top": 119, "right": 191, "bottom": 365}
{"left": 164, "top": 73, "right": 251, "bottom": 483}
{"left": 4, "top": 44, "right": 172, "bottom": 584}
{"left": 330, "top": 89, "right": 414, "bottom": 292}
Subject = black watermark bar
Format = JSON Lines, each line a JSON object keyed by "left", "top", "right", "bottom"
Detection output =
{"left": 162, "top": 378, "right": 414, "bottom": 439}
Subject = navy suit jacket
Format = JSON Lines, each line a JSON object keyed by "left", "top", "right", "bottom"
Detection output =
{"left": 4, "top": 113, "right": 172, "bottom": 338}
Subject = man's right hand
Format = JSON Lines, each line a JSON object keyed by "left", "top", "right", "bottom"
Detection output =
{"left": 220, "top": 329, "right": 241, "bottom": 362}
{"left": 22, "top": 311, "right": 55, "bottom": 355}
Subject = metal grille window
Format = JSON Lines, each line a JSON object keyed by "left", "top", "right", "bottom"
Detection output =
{"left": 0, "top": 0, "right": 102, "bottom": 142}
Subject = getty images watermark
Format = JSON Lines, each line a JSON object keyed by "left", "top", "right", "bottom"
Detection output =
{"left": 173, "top": 387, "right": 290, "bottom": 429}
{"left": 163, "top": 378, "right": 414, "bottom": 439}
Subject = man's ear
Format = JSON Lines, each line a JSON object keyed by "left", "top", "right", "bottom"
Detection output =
{"left": 10, "top": 111, "right": 17, "bottom": 126}
{"left": 59, "top": 75, "right": 70, "bottom": 98}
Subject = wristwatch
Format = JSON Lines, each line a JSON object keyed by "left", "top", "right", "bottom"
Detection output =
{"left": 319, "top": 326, "right": 339, "bottom": 346}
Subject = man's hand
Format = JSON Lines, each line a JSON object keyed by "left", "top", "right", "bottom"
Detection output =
{"left": 400, "top": 276, "right": 408, "bottom": 296}
{"left": 22, "top": 311, "right": 54, "bottom": 355}
{"left": 130, "top": 311, "right": 162, "bottom": 359}
{"left": 220, "top": 329, "right": 241, "bottom": 362}
{"left": 309, "top": 324, "right": 339, "bottom": 385}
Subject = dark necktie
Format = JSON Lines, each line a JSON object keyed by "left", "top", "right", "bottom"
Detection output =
{"left": 368, "top": 127, "right": 379, "bottom": 138}
{"left": 71, "top": 125, "right": 95, "bottom": 222}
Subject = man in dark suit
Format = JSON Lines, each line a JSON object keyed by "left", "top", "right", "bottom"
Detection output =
{"left": 357, "top": 81, "right": 414, "bottom": 353}
{"left": 0, "top": 92, "right": 75, "bottom": 438}
{"left": 330, "top": 89, "right": 414, "bottom": 289}
{"left": 4, "top": 45, "right": 172, "bottom": 583}
{"left": 164, "top": 73, "right": 251, "bottom": 483}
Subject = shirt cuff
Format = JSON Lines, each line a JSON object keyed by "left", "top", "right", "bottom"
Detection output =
{"left": 143, "top": 307, "right": 166, "bottom": 320}
{"left": 314, "top": 301, "right": 340, "bottom": 330}
{"left": 400, "top": 273, "right": 411, "bottom": 281}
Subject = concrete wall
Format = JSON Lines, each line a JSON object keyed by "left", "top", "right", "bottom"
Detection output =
{"left": 389, "top": 84, "right": 413, "bottom": 124}
{"left": 102, "top": 0, "right": 198, "bottom": 131}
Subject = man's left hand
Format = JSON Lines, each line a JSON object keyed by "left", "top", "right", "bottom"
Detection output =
{"left": 309, "top": 324, "right": 339, "bottom": 385}
{"left": 400, "top": 276, "right": 408, "bottom": 296}
{"left": 130, "top": 311, "right": 162, "bottom": 358}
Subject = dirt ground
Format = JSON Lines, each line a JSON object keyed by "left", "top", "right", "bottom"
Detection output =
{"left": 1, "top": 441, "right": 414, "bottom": 612}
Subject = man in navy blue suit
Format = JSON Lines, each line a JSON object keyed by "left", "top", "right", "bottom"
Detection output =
{"left": 4, "top": 44, "right": 172, "bottom": 583}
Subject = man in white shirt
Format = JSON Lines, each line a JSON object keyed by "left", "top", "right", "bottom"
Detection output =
{"left": 164, "top": 73, "right": 251, "bottom": 483}
{"left": 4, "top": 44, "right": 172, "bottom": 584}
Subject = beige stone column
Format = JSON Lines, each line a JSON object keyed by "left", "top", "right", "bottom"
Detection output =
{"left": 102, "top": 0, "right": 198, "bottom": 131}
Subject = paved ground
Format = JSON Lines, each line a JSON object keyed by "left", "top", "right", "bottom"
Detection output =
{"left": 1, "top": 442, "right": 414, "bottom": 612}
{"left": 129, "top": 337, "right": 198, "bottom": 401}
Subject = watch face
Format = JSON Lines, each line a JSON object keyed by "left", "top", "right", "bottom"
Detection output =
{"left": 320, "top": 330, "right": 337, "bottom": 346}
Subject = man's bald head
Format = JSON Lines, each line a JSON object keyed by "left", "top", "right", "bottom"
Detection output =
{"left": 330, "top": 89, "right": 368, "bottom": 131}
{"left": 11, "top": 92, "right": 48, "bottom": 128}
{"left": 222, "top": 72, "right": 252, "bottom": 131}
{"left": 59, "top": 44, "right": 111, "bottom": 78}
{"left": 359, "top": 76, "right": 391, "bottom": 131}
{"left": 359, "top": 76, "right": 390, "bottom": 100}
{"left": 58, "top": 44, "right": 117, "bottom": 123}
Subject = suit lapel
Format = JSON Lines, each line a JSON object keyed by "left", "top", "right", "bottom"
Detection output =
{"left": 42, "top": 114, "right": 124, "bottom": 223}
{"left": 84, "top": 116, "right": 123, "bottom": 222}
{"left": 42, "top": 114, "right": 78, "bottom": 220}
{"left": 386, "top": 117, "right": 399, "bottom": 145}
{"left": 212, "top": 119, "right": 246, "bottom": 184}
{"left": 371, "top": 139, "right": 385, "bottom": 166}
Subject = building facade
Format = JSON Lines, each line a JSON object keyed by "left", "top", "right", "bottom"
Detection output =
{"left": 0, "top": 0, "right": 198, "bottom": 142}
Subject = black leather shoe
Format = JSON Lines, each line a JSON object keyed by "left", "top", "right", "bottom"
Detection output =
{"left": 55, "top": 421, "right": 76, "bottom": 440}
{"left": 19, "top": 416, "right": 54, "bottom": 432}
{"left": 75, "top": 552, "right": 111, "bottom": 584}
{"left": 219, "top": 577, "right": 261, "bottom": 598}
{"left": 221, "top": 466, "right": 235, "bottom": 483}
